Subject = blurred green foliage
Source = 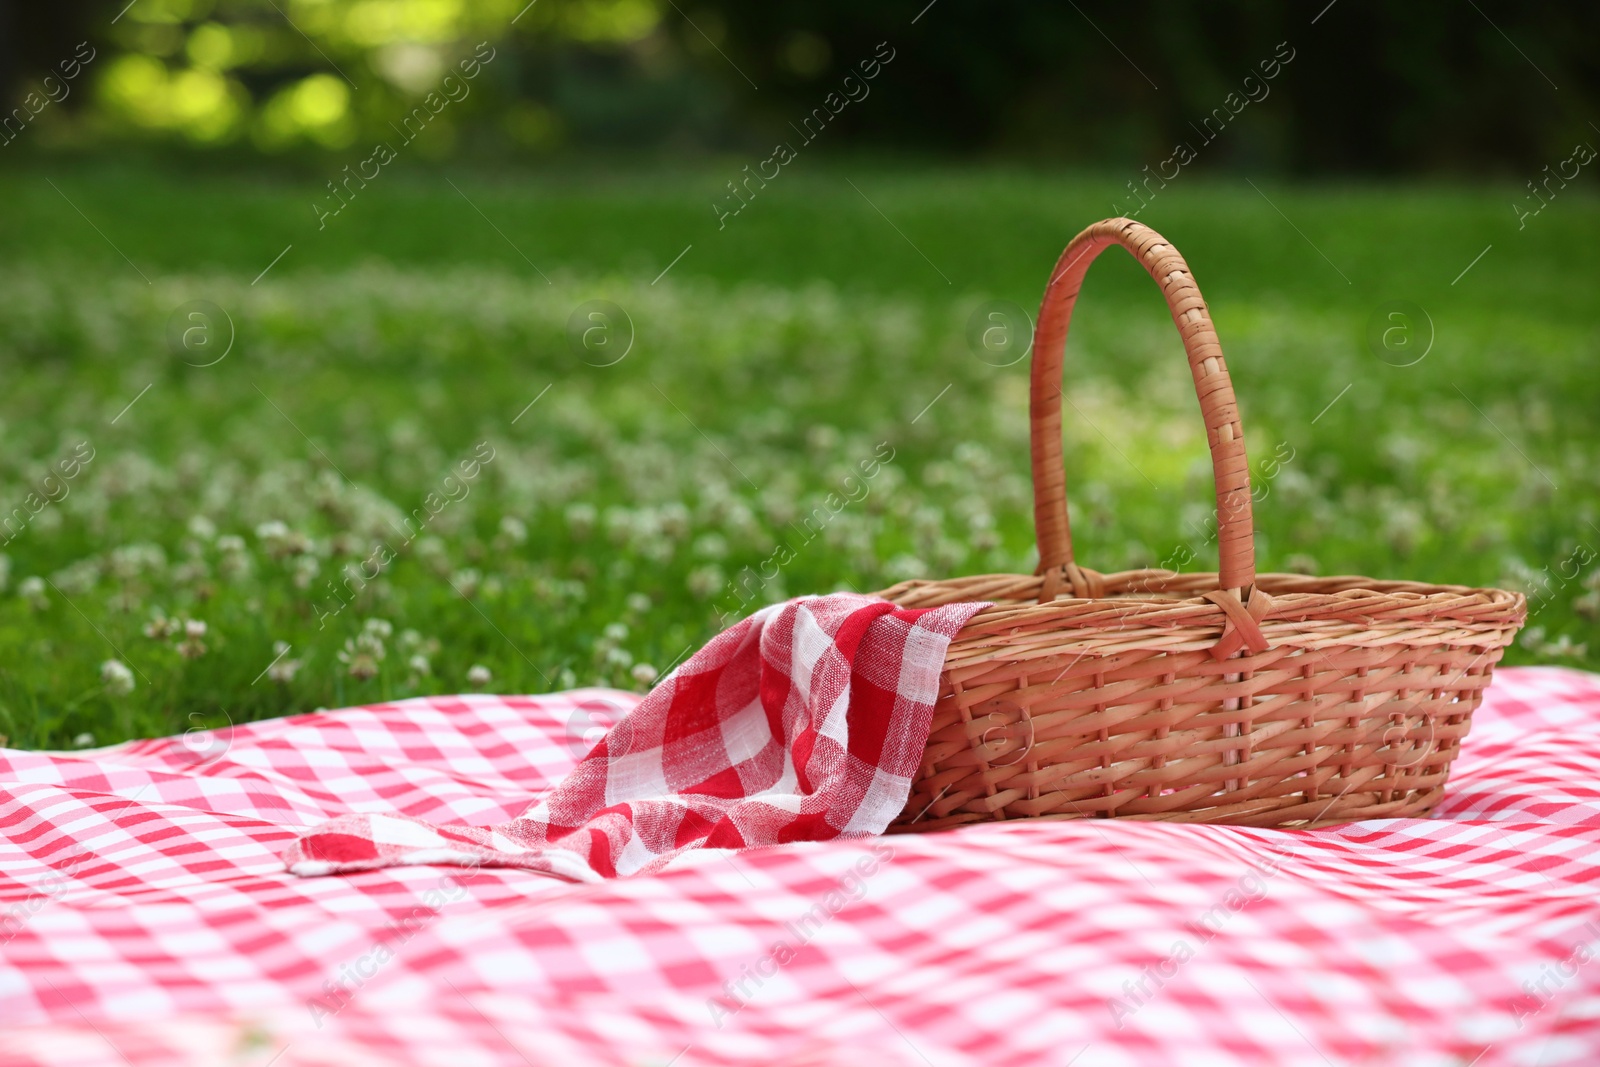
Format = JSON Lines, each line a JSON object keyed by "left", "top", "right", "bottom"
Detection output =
{"left": 3, "top": 1, "right": 1597, "bottom": 170}
{"left": 6, "top": 0, "right": 729, "bottom": 155}
{"left": 95, "top": 0, "right": 659, "bottom": 149}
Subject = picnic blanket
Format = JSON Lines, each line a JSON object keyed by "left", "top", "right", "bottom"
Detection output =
{"left": 3, "top": 661, "right": 1600, "bottom": 1065}
{"left": 285, "top": 595, "right": 986, "bottom": 881}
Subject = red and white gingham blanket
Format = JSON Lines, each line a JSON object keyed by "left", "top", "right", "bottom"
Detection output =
{"left": 285, "top": 595, "right": 985, "bottom": 882}
{"left": 3, "top": 603, "right": 1599, "bottom": 1065}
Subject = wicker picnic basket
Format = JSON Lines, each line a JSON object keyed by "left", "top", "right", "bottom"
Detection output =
{"left": 880, "top": 217, "right": 1527, "bottom": 831}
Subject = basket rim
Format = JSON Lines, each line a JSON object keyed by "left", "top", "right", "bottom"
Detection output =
{"left": 875, "top": 567, "right": 1527, "bottom": 629}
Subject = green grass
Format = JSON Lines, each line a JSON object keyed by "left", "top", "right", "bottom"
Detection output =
{"left": 0, "top": 159, "right": 1596, "bottom": 750}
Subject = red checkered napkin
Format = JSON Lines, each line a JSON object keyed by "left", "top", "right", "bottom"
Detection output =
{"left": 284, "top": 594, "right": 986, "bottom": 882}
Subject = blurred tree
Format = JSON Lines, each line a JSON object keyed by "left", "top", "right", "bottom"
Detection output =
{"left": 94, "top": 0, "right": 703, "bottom": 152}
{"left": 680, "top": 0, "right": 1600, "bottom": 174}
{"left": 0, "top": 0, "right": 1595, "bottom": 171}
{"left": 2, "top": 0, "right": 730, "bottom": 155}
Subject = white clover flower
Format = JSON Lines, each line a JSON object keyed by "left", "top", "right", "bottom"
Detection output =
{"left": 52, "top": 559, "right": 100, "bottom": 595}
{"left": 760, "top": 491, "right": 798, "bottom": 528}
{"left": 267, "top": 641, "right": 302, "bottom": 683}
{"left": 18, "top": 575, "right": 47, "bottom": 609}
{"left": 658, "top": 502, "right": 691, "bottom": 539}
{"left": 171, "top": 559, "right": 210, "bottom": 585}
{"left": 451, "top": 568, "right": 481, "bottom": 597}
{"left": 1523, "top": 627, "right": 1589, "bottom": 661}
{"left": 686, "top": 565, "right": 725, "bottom": 600}
{"left": 187, "top": 515, "right": 217, "bottom": 540}
{"left": 806, "top": 424, "right": 841, "bottom": 452}
{"left": 565, "top": 503, "right": 597, "bottom": 539}
{"left": 255, "top": 521, "right": 310, "bottom": 559}
{"left": 267, "top": 660, "right": 302, "bottom": 683}
{"left": 184, "top": 619, "right": 207, "bottom": 638}
{"left": 931, "top": 538, "right": 966, "bottom": 571}
{"left": 106, "top": 589, "right": 142, "bottom": 614}
{"left": 109, "top": 544, "right": 166, "bottom": 580}
{"left": 691, "top": 533, "right": 729, "bottom": 560}
{"left": 408, "top": 653, "right": 431, "bottom": 675}
{"left": 498, "top": 516, "right": 528, "bottom": 544}
{"left": 466, "top": 664, "right": 491, "bottom": 688}
{"left": 630, "top": 663, "right": 658, "bottom": 685}
{"left": 1382, "top": 503, "right": 1427, "bottom": 555}
{"left": 100, "top": 659, "right": 136, "bottom": 695}
{"left": 721, "top": 501, "right": 760, "bottom": 540}
{"left": 363, "top": 618, "right": 393, "bottom": 638}
{"left": 1541, "top": 635, "right": 1588, "bottom": 659}
{"left": 217, "top": 538, "right": 254, "bottom": 581}
{"left": 604, "top": 646, "right": 633, "bottom": 670}
{"left": 71, "top": 732, "right": 96, "bottom": 749}
{"left": 144, "top": 613, "right": 174, "bottom": 639}
{"left": 885, "top": 554, "right": 929, "bottom": 581}
{"left": 292, "top": 555, "right": 320, "bottom": 589}
{"left": 338, "top": 637, "right": 381, "bottom": 680}
{"left": 625, "top": 592, "right": 652, "bottom": 614}
{"left": 603, "top": 622, "right": 628, "bottom": 641}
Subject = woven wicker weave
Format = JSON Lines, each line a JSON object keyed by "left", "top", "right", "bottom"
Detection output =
{"left": 880, "top": 217, "right": 1526, "bottom": 832}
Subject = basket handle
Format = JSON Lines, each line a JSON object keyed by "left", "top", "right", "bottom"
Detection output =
{"left": 1030, "top": 217, "right": 1257, "bottom": 595}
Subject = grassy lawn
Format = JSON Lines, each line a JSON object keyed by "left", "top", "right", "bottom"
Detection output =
{"left": 0, "top": 160, "right": 1596, "bottom": 750}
